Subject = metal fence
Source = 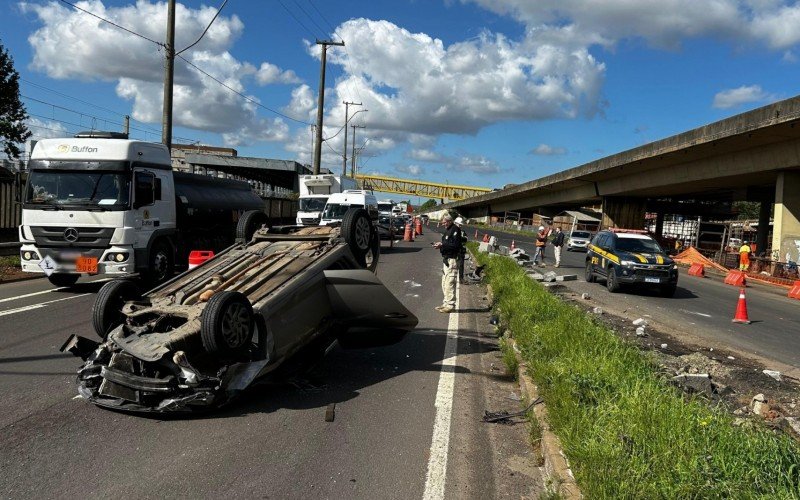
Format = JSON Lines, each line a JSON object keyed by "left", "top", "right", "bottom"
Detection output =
{"left": 0, "top": 178, "right": 21, "bottom": 231}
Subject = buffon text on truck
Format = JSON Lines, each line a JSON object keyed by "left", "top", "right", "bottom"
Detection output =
{"left": 19, "top": 132, "right": 265, "bottom": 287}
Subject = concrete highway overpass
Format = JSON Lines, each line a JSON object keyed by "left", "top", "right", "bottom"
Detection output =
{"left": 438, "top": 95, "right": 800, "bottom": 262}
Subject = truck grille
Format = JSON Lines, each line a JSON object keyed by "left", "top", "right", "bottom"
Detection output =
{"left": 633, "top": 268, "right": 670, "bottom": 278}
{"left": 31, "top": 226, "right": 115, "bottom": 249}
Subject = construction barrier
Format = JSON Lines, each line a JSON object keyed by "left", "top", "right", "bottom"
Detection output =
{"left": 789, "top": 281, "right": 800, "bottom": 300}
{"left": 404, "top": 222, "right": 414, "bottom": 242}
{"left": 188, "top": 250, "right": 215, "bottom": 270}
{"left": 415, "top": 218, "right": 423, "bottom": 236}
{"left": 724, "top": 270, "right": 746, "bottom": 287}
{"left": 732, "top": 288, "right": 751, "bottom": 324}
{"left": 687, "top": 263, "right": 705, "bottom": 277}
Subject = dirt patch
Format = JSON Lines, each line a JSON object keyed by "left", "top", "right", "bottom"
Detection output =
{"left": 558, "top": 290, "right": 800, "bottom": 435}
{"left": 0, "top": 260, "right": 30, "bottom": 283}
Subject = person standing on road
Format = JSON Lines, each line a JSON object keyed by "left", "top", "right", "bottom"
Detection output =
{"left": 454, "top": 217, "right": 468, "bottom": 284}
{"left": 433, "top": 214, "right": 463, "bottom": 313}
{"left": 552, "top": 226, "right": 565, "bottom": 268}
{"left": 739, "top": 241, "right": 752, "bottom": 271}
{"left": 533, "top": 225, "right": 548, "bottom": 267}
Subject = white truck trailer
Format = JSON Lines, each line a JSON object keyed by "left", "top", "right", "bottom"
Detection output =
{"left": 295, "top": 174, "right": 357, "bottom": 226}
{"left": 19, "top": 132, "right": 264, "bottom": 287}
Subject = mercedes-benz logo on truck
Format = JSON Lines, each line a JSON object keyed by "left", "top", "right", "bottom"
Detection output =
{"left": 64, "top": 228, "right": 79, "bottom": 242}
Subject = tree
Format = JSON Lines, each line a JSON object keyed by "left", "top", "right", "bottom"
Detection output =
{"left": 0, "top": 41, "right": 31, "bottom": 159}
{"left": 733, "top": 201, "right": 760, "bottom": 220}
{"left": 419, "top": 198, "right": 438, "bottom": 211}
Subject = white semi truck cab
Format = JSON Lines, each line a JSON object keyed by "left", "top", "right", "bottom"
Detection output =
{"left": 296, "top": 174, "right": 357, "bottom": 226}
{"left": 19, "top": 132, "right": 263, "bottom": 287}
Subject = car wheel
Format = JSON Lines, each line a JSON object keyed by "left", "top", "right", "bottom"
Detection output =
{"left": 144, "top": 240, "right": 174, "bottom": 286}
{"left": 365, "top": 230, "right": 380, "bottom": 272}
{"left": 236, "top": 210, "right": 268, "bottom": 242}
{"left": 606, "top": 266, "right": 621, "bottom": 292}
{"left": 342, "top": 208, "right": 374, "bottom": 268}
{"left": 584, "top": 261, "right": 595, "bottom": 283}
{"left": 92, "top": 279, "right": 140, "bottom": 339}
{"left": 48, "top": 273, "right": 79, "bottom": 288}
{"left": 201, "top": 291, "right": 254, "bottom": 356}
{"left": 659, "top": 284, "right": 677, "bottom": 298}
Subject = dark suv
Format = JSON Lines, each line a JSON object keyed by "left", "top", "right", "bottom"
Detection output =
{"left": 585, "top": 230, "right": 678, "bottom": 296}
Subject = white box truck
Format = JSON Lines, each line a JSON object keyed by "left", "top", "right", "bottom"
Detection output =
{"left": 296, "top": 174, "right": 357, "bottom": 226}
{"left": 19, "top": 132, "right": 265, "bottom": 287}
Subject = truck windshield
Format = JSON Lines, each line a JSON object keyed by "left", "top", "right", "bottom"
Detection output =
{"left": 25, "top": 170, "right": 131, "bottom": 209}
{"left": 322, "top": 203, "right": 364, "bottom": 220}
{"left": 300, "top": 197, "right": 328, "bottom": 211}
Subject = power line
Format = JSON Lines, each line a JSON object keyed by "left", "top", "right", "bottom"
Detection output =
{"left": 277, "top": 0, "right": 320, "bottom": 39}
{"left": 175, "top": 0, "right": 229, "bottom": 56}
{"left": 177, "top": 54, "right": 313, "bottom": 126}
{"left": 57, "top": 0, "right": 163, "bottom": 46}
{"left": 307, "top": 0, "right": 336, "bottom": 34}
{"left": 292, "top": 0, "right": 329, "bottom": 38}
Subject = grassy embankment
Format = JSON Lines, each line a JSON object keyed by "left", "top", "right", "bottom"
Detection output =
{"left": 472, "top": 245, "right": 800, "bottom": 498}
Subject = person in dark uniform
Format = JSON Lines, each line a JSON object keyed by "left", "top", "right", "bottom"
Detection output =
{"left": 454, "top": 217, "right": 468, "bottom": 284}
{"left": 433, "top": 214, "right": 463, "bottom": 313}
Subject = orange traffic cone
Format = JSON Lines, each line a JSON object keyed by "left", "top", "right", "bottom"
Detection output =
{"left": 732, "top": 288, "right": 751, "bottom": 324}
{"left": 510, "top": 240, "right": 516, "bottom": 250}
{"left": 482, "top": 233, "right": 489, "bottom": 243}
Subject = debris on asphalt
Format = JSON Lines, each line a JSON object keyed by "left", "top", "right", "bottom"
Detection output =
{"left": 752, "top": 394, "right": 769, "bottom": 416}
{"left": 581, "top": 293, "right": 591, "bottom": 300}
{"left": 592, "top": 307, "right": 603, "bottom": 315}
{"left": 482, "top": 397, "right": 543, "bottom": 424}
{"left": 660, "top": 343, "right": 668, "bottom": 349}
{"left": 633, "top": 318, "right": 648, "bottom": 326}
{"left": 325, "top": 403, "right": 336, "bottom": 422}
{"left": 635, "top": 326, "right": 647, "bottom": 337}
{"left": 763, "top": 370, "right": 783, "bottom": 382}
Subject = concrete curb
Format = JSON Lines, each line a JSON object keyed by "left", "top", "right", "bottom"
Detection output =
{"left": 509, "top": 338, "right": 583, "bottom": 499}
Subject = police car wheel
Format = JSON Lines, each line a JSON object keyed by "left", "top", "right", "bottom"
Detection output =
{"left": 584, "top": 261, "right": 595, "bottom": 283}
{"left": 606, "top": 266, "right": 621, "bottom": 292}
{"left": 659, "top": 284, "right": 677, "bottom": 298}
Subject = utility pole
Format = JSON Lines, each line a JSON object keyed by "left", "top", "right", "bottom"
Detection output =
{"left": 161, "top": 0, "right": 176, "bottom": 152}
{"left": 342, "top": 101, "right": 361, "bottom": 177}
{"left": 312, "top": 39, "right": 345, "bottom": 175}
{"left": 351, "top": 124, "right": 365, "bottom": 177}
{"left": 123, "top": 115, "right": 130, "bottom": 136}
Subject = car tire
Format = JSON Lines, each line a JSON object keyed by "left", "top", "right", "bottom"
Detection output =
{"left": 92, "top": 279, "right": 140, "bottom": 339}
{"left": 144, "top": 240, "right": 174, "bottom": 286}
{"left": 584, "top": 261, "right": 595, "bottom": 283}
{"left": 236, "top": 210, "right": 268, "bottom": 242}
{"left": 659, "top": 284, "right": 677, "bottom": 298}
{"left": 201, "top": 291, "right": 254, "bottom": 356}
{"left": 606, "top": 266, "right": 621, "bottom": 292}
{"left": 342, "top": 208, "right": 374, "bottom": 268}
{"left": 48, "top": 273, "right": 79, "bottom": 288}
{"left": 365, "top": 230, "right": 380, "bottom": 272}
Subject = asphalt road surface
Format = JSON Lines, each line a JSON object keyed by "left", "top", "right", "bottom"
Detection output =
{"left": 462, "top": 224, "right": 800, "bottom": 373}
{"left": 0, "top": 234, "right": 541, "bottom": 499}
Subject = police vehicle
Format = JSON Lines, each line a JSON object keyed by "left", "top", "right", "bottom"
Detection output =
{"left": 585, "top": 229, "right": 679, "bottom": 296}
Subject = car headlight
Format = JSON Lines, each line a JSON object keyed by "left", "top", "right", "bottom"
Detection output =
{"left": 620, "top": 260, "right": 636, "bottom": 266}
{"left": 671, "top": 264, "right": 678, "bottom": 270}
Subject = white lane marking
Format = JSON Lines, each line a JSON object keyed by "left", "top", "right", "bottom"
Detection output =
{"left": 679, "top": 309, "right": 712, "bottom": 318}
{"left": 423, "top": 283, "right": 459, "bottom": 500}
{"left": 0, "top": 277, "right": 112, "bottom": 305}
{"left": 0, "top": 293, "right": 91, "bottom": 317}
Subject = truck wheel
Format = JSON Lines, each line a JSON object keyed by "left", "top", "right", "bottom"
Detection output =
{"left": 606, "top": 266, "right": 621, "bottom": 292}
{"left": 92, "top": 279, "right": 140, "bottom": 339}
{"left": 342, "top": 208, "right": 373, "bottom": 267}
{"left": 236, "top": 210, "right": 268, "bottom": 242}
{"left": 584, "top": 261, "right": 595, "bottom": 283}
{"left": 145, "top": 240, "right": 174, "bottom": 285}
{"left": 201, "top": 291, "right": 254, "bottom": 356}
{"left": 48, "top": 273, "right": 79, "bottom": 288}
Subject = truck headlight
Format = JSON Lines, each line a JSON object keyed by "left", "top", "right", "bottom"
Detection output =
{"left": 22, "top": 251, "right": 40, "bottom": 261}
{"left": 105, "top": 253, "right": 129, "bottom": 262}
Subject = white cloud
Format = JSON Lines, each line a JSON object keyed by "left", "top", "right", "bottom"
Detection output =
{"left": 462, "top": 0, "right": 800, "bottom": 50}
{"left": 21, "top": 0, "right": 294, "bottom": 146}
{"left": 255, "top": 62, "right": 300, "bottom": 85}
{"left": 712, "top": 85, "right": 773, "bottom": 108}
{"left": 25, "top": 117, "right": 68, "bottom": 140}
{"left": 530, "top": 143, "right": 566, "bottom": 155}
{"left": 407, "top": 148, "right": 448, "bottom": 163}
{"left": 395, "top": 164, "right": 424, "bottom": 176}
{"left": 284, "top": 84, "right": 316, "bottom": 121}
{"left": 448, "top": 155, "right": 502, "bottom": 174}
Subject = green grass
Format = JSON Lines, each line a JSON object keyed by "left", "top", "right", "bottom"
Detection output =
{"left": 474, "top": 249, "right": 800, "bottom": 498}
{"left": 498, "top": 334, "right": 519, "bottom": 380}
{"left": 0, "top": 255, "right": 20, "bottom": 267}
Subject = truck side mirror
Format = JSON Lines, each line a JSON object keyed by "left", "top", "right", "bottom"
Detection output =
{"left": 133, "top": 171, "right": 155, "bottom": 209}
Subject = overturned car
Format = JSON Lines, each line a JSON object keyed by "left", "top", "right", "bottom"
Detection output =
{"left": 62, "top": 209, "right": 416, "bottom": 413}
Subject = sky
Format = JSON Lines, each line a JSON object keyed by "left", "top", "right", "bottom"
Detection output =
{"left": 2, "top": 0, "right": 800, "bottom": 203}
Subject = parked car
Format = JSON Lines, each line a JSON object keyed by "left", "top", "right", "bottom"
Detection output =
{"left": 377, "top": 215, "right": 396, "bottom": 240}
{"left": 61, "top": 209, "right": 417, "bottom": 413}
{"left": 567, "top": 230, "right": 593, "bottom": 251}
{"left": 585, "top": 229, "right": 678, "bottom": 296}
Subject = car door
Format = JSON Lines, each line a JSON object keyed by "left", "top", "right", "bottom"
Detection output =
{"left": 593, "top": 233, "right": 610, "bottom": 276}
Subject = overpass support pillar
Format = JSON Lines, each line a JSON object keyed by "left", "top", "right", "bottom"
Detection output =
{"left": 655, "top": 212, "right": 665, "bottom": 237}
{"left": 601, "top": 197, "right": 647, "bottom": 230}
{"left": 756, "top": 200, "right": 771, "bottom": 256}
{"left": 772, "top": 171, "right": 800, "bottom": 263}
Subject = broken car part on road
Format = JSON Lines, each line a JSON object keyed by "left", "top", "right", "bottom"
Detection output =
{"left": 62, "top": 209, "right": 417, "bottom": 414}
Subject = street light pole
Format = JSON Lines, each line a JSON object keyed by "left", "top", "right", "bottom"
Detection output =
{"left": 342, "top": 101, "right": 361, "bottom": 177}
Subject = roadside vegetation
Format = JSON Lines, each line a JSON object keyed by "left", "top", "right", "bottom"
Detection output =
{"left": 473, "top": 246, "right": 800, "bottom": 497}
